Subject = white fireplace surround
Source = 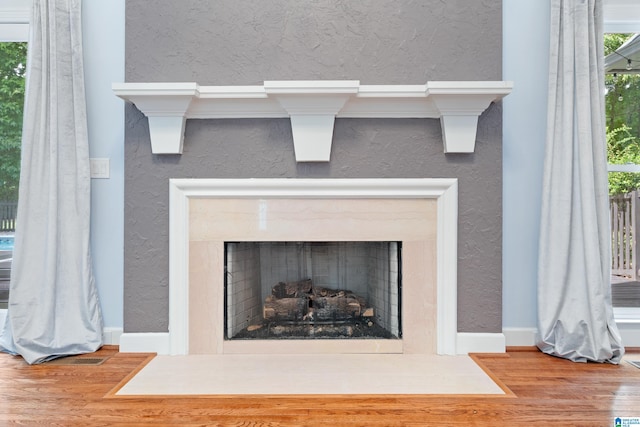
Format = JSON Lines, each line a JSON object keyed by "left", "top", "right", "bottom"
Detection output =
{"left": 118, "top": 178, "right": 506, "bottom": 355}
{"left": 113, "top": 80, "right": 513, "bottom": 160}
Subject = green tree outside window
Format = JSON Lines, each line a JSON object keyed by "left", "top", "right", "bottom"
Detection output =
{"left": 606, "top": 34, "right": 640, "bottom": 195}
{"left": 0, "top": 42, "right": 26, "bottom": 202}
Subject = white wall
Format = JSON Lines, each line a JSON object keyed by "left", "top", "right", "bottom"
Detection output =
{"left": 83, "top": 0, "right": 125, "bottom": 331}
{"left": 501, "top": 0, "right": 549, "bottom": 342}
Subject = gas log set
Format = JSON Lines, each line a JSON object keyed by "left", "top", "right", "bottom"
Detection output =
{"left": 264, "top": 279, "right": 373, "bottom": 322}
{"left": 232, "top": 279, "right": 395, "bottom": 340}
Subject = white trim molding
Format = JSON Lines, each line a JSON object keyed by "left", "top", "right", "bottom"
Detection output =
{"left": 503, "top": 327, "right": 539, "bottom": 347}
{"left": 456, "top": 333, "right": 506, "bottom": 354}
{"left": 502, "top": 323, "right": 640, "bottom": 348}
{"left": 617, "top": 322, "right": 640, "bottom": 348}
{"left": 0, "top": 8, "right": 29, "bottom": 24}
{"left": 168, "top": 178, "right": 460, "bottom": 355}
{"left": 608, "top": 164, "right": 640, "bottom": 173}
{"left": 613, "top": 308, "right": 640, "bottom": 348}
{"left": 102, "top": 327, "right": 123, "bottom": 346}
{"left": 119, "top": 333, "right": 170, "bottom": 354}
{"left": 119, "top": 332, "right": 507, "bottom": 355}
{"left": 0, "top": 309, "right": 6, "bottom": 334}
{"left": 113, "top": 80, "right": 513, "bottom": 160}
{"left": 0, "top": 7, "right": 29, "bottom": 41}
{"left": 604, "top": 0, "right": 640, "bottom": 33}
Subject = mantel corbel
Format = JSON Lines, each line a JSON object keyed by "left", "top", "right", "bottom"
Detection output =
{"left": 264, "top": 80, "right": 360, "bottom": 162}
{"left": 113, "top": 80, "right": 513, "bottom": 161}
{"left": 426, "top": 82, "right": 512, "bottom": 153}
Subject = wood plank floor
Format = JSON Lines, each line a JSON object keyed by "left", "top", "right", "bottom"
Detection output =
{"left": 0, "top": 346, "right": 639, "bottom": 426}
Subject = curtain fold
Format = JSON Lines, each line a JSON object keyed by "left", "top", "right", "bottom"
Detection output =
{"left": 537, "top": 0, "right": 624, "bottom": 363}
{"left": 0, "top": 0, "right": 103, "bottom": 364}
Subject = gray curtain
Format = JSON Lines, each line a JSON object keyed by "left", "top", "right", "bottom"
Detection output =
{"left": 537, "top": 0, "right": 624, "bottom": 363}
{"left": 0, "top": 0, "right": 103, "bottom": 364}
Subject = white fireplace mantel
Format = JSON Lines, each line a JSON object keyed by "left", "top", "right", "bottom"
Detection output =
{"left": 113, "top": 80, "right": 513, "bottom": 161}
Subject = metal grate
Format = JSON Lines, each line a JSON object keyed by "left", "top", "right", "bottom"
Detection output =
{"left": 45, "top": 357, "right": 109, "bottom": 366}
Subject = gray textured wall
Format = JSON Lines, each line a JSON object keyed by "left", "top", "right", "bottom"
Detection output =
{"left": 124, "top": 0, "right": 503, "bottom": 333}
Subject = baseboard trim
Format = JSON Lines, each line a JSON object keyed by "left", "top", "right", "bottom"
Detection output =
{"left": 503, "top": 324, "right": 640, "bottom": 348}
{"left": 102, "top": 327, "right": 123, "bottom": 346}
{"left": 118, "top": 332, "right": 507, "bottom": 355}
{"left": 503, "top": 327, "right": 538, "bottom": 347}
{"left": 617, "top": 322, "right": 640, "bottom": 347}
{"left": 456, "top": 332, "right": 506, "bottom": 354}
{"left": 119, "top": 332, "right": 170, "bottom": 354}
{"left": 12, "top": 315, "right": 637, "bottom": 353}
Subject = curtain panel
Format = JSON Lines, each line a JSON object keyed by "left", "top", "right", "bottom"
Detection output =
{"left": 537, "top": 0, "right": 624, "bottom": 363}
{"left": 0, "top": 0, "right": 103, "bottom": 364}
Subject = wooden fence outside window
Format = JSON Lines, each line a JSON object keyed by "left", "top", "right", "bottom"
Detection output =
{"left": 0, "top": 202, "right": 17, "bottom": 232}
{"left": 611, "top": 190, "right": 640, "bottom": 280}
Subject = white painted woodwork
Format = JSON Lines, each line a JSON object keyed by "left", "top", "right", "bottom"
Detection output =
{"left": 113, "top": 81, "right": 513, "bottom": 160}
{"left": 168, "top": 178, "right": 459, "bottom": 356}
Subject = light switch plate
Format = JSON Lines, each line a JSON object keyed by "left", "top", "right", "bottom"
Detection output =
{"left": 90, "top": 158, "right": 110, "bottom": 179}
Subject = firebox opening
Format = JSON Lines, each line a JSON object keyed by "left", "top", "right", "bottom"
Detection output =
{"left": 224, "top": 241, "right": 402, "bottom": 340}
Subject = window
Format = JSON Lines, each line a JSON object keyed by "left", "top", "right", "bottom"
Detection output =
{"left": 0, "top": 41, "right": 25, "bottom": 309}
{"left": 605, "top": 33, "right": 640, "bottom": 313}
{"left": 605, "top": 33, "right": 640, "bottom": 191}
{"left": 0, "top": 11, "right": 27, "bottom": 307}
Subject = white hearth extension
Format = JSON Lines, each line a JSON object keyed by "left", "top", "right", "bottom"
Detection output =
{"left": 119, "top": 178, "right": 506, "bottom": 355}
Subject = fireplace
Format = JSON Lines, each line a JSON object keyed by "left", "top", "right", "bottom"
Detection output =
{"left": 168, "top": 178, "right": 458, "bottom": 355}
{"left": 224, "top": 241, "right": 402, "bottom": 341}
{"left": 113, "top": 79, "right": 511, "bottom": 355}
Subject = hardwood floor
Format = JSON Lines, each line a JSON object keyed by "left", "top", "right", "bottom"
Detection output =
{"left": 0, "top": 346, "right": 639, "bottom": 426}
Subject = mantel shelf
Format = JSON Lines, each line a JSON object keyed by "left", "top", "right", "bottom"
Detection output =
{"left": 113, "top": 80, "right": 513, "bottom": 161}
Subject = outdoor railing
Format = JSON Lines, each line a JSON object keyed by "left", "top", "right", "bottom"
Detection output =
{"left": 610, "top": 190, "right": 640, "bottom": 280}
{"left": 0, "top": 202, "right": 17, "bottom": 232}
